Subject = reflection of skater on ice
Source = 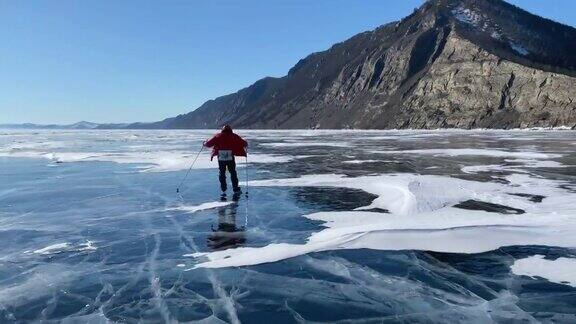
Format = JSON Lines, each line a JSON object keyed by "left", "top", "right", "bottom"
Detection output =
{"left": 208, "top": 193, "right": 246, "bottom": 251}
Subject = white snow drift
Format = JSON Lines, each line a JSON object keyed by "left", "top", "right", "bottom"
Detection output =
{"left": 511, "top": 255, "right": 576, "bottom": 287}
{"left": 190, "top": 172, "right": 576, "bottom": 268}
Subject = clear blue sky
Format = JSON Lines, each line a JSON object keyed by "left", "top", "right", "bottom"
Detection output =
{"left": 1, "top": 0, "right": 575, "bottom": 124}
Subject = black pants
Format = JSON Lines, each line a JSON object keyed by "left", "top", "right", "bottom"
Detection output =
{"left": 218, "top": 160, "right": 239, "bottom": 192}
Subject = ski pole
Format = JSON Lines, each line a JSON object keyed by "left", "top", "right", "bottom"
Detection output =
{"left": 245, "top": 154, "right": 249, "bottom": 196}
{"left": 244, "top": 153, "right": 249, "bottom": 228}
{"left": 176, "top": 145, "right": 204, "bottom": 194}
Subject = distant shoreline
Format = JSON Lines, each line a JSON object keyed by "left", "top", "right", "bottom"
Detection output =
{"left": 1, "top": 126, "right": 575, "bottom": 131}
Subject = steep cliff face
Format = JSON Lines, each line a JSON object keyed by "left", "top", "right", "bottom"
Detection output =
{"left": 133, "top": 0, "right": 576, "bottom": 129}
{"left": 398, "top": 35, "right": 576, "bottom": 128}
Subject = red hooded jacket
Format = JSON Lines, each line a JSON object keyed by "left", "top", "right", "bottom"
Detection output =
{"left": 204, "top": 130, "right": 247, "bottom": 161}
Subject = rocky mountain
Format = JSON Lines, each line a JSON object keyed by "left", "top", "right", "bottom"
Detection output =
{"left": 131, "top": 0, "right": 576, "bottom": 129}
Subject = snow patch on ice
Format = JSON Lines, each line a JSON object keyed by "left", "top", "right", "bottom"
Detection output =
{"left": 190, "top": 172, "right": 576, "bottom": 268}
{"left": 511, "top": 255, "right": 576, "bottom": 287}
{"left": 343, "top": 160, "right": 386, "bottom": 164}
{"left": 461, "top": 165, "right": 504, "bottom": 174}
{"left": 33, "top": 243, "right": 70, "bottom": 255}
{"left": 32, "top": 241, "right": 97, "bottom": 255}
{"left": 261, "top": 142, "right": 351, "bottom": 148}
{"left": 78, "top": 240, "right": 97, "bottom": 251}
{"left": 505, "top": 158, "right": 565, "bottom": 169}
{"left": 168, "top": 201, "right": 233, "bottom": 214}
{"left": 462, "top": 159, "right": 566, "bottom": 174}
{"left": 0, "top": 149, "right": 293, "bottom": 172}
{"left": 462, "top": 159, "right": 565, "bottom": 174}
{"left": 137, "top": 152, "right": 293, "bottom": 172}
{"left": 246, "top": 173, "right": 542, "bottom": 215}
{"left": 379, "top": 148, "right": 562, "bottom": 159}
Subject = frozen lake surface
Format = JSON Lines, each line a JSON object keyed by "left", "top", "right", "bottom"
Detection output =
{"left": 1, "top": 129, "right": 576, "bottom": 323}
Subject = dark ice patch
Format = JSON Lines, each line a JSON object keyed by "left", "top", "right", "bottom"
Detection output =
{"left": 559, "top": 184, "right": 576, "bottom": 193}
{"left": 359, "top": 208, "right": 390, "bottom": 213}
{"left": 292, "top": 187, "right": 377, "bottom": 212}
{"left": 454, "top": 199, "right": 525, "bottom": 214}
{"left": 509, "top": 193, "right": 546, "bottom": 203}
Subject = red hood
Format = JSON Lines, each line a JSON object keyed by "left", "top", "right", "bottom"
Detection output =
{"left": 204, "top": 132, "right": 248, "bottom": 160}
